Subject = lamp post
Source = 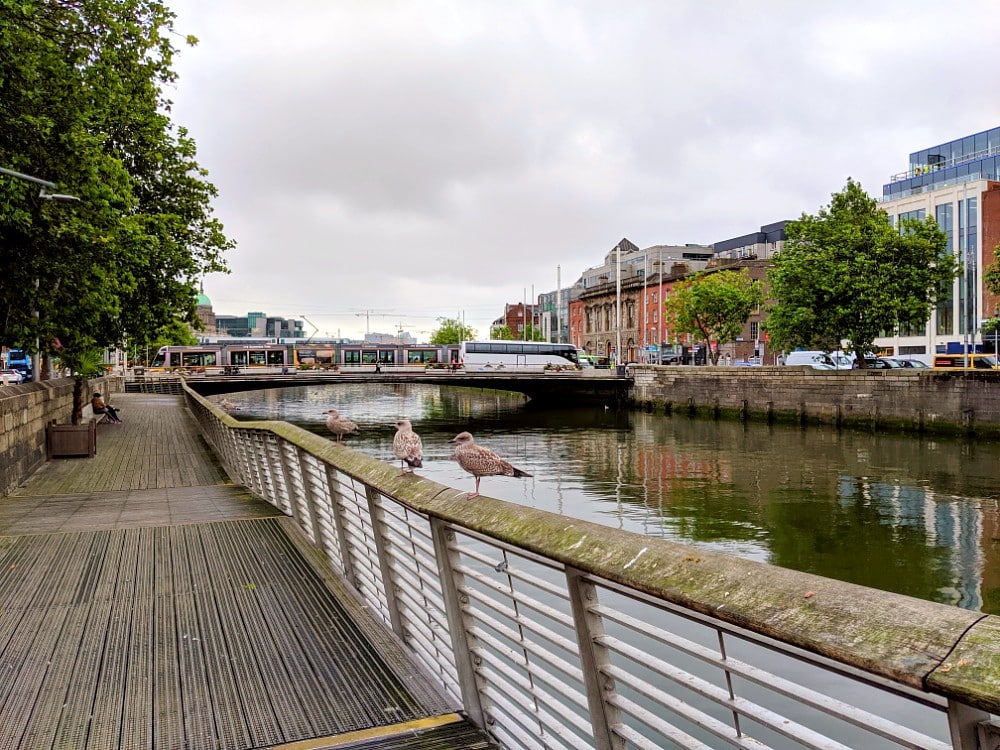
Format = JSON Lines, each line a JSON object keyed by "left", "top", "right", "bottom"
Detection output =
{"left": 615, "top": 242, "right": 622, "bottom": 369}
{"left": 657, "top": 250, "right": 664, "bottom": 364}
{"left": 994, "top": 306, "right": 999, "bottom": 363}
{"left": 1, "top": 167, "right": 80, "bottom": 382}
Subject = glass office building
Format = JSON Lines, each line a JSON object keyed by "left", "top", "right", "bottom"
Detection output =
{"left": 877, "top": 127, "right": 1000, "bottom": 359}
{"left": 883, "top": 126, "right": 1000, "bottom": 200}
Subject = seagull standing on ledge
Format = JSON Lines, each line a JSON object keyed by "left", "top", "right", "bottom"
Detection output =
{"left": 325, "top": 409, "right": 359, "bottom": 442}
{"left": 392, "top": 418, "right": 423, "bottom": 474}
{"left": 450, "top": 432, "right": 532, "bottom": 498}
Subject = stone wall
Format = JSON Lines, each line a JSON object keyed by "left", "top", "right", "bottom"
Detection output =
{"left": 628, "top": 365, "right": 1000, "bottom": 436}
{"left": 0, "top": 376, "right": 123, "bottom": 496}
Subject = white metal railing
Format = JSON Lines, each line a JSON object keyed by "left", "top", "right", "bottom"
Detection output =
{"left": 185, "top": 386, "right": 1000, "bottom": 750}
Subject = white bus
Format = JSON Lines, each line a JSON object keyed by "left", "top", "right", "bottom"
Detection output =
{"left": 460, "top": 341, "right": 581, "bottom": 369}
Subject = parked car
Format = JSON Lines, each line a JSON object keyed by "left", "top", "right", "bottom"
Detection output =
{"left": 863, "top": 357, "right": 905, "bottom": 369}
{"left": 0, "top": 369, "right": 24, "bottom": 384}
{"left": 784, "top": 351, "right": 838, "bottom": 369}
{"left": 886, "top": 357, "right": 929, "bottom": 369}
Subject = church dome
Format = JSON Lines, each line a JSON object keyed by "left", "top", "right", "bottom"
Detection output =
{"left": 196, "top": 292, "right": 212, "bottom": 307}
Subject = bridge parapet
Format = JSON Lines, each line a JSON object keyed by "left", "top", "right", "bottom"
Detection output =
{"left": 154, "top": 369, "right": 634, "bottom": 405}
{"left": 182, "top": 382, "right": 999, "bottom": 749}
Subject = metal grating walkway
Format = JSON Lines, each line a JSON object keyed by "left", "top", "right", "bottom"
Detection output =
{"left": 0, "top": 394, "right": 490, "bottom": 749}
{"left": 0, "top": 517, "right": 460, "bottom": 749}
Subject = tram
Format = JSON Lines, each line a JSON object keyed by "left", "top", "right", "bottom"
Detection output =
{"left": 147, "top": 341, "right": 460, "bottom": 373}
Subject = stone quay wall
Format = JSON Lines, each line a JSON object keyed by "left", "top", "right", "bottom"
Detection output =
{"left": 0, "top": 376, "right": 123, "bottom": 497}
{"left": 628, "top": 365, "right": 1000, "bottom": 436}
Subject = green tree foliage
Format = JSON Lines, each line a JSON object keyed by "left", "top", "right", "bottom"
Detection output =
{"left": 983, "top": 245, "right": 1000, "bottom": 300}
{"left": 765, "top": 179, "right": 956, "bottom": 367}
{"left": 522, "top": 323, "right": 544, "bottom": 341}
{"left": 429, "top": 317, "right": 477, "bottom": 345}
{"left": 0, "top": 0, "right": 233, "bottom": 375}
{"left": 489, "top": 323, "right": 543, "bottom": 341}
{"left": 664, "top": 269, "right": 764, "bottom": 365}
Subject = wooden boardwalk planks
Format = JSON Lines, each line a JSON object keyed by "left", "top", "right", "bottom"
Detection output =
{"left": 0, "top": 393, "right": 482, "bottom": 750}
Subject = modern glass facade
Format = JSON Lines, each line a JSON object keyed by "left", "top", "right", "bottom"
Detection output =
{"left": 883, "top": 126, "right": 1000, "bottom": 199}
{"left": 875, "top": 126, "right": 999, "bottom": 359}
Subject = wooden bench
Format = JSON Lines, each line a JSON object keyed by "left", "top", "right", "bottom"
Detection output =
{"left": 82, "top": 403, "right": 109, "bottom": 425}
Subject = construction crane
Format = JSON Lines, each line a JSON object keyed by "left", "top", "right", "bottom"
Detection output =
{"left": 354, "top": 309, "right": 396, "bottom": 335}
{"left": 300, "top": 315, "right": 320, "bottom": 344}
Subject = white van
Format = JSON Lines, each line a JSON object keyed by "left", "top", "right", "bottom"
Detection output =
{"left": 783, "top": 351, "right": 836, "bottom": 370}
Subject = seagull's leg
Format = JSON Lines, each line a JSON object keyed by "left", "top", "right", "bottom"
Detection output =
{"left": 468, "top": 476, "right": 481, "bottom": 499}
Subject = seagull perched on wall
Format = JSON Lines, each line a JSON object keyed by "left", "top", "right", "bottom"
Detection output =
{"left": 325, "top": 409, "right": 359, "bottom": 442}
{"left": 449, "top": 432, "right": 532, "bottom": 499}
{"left": 392, "top": 418, "right": 423, "bottom": 474}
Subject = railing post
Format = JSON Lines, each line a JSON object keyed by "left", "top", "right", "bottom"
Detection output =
{"left": 292, "top": 450, "right": 325, "bottom": 547}
{"left": 276, "top": 439, "right": 302, "bottom": 527}
{"left": 263, "top": 434, "right": 291, "bottom": 514}
{"left": 365, "top": 486, "right": 406, "bottom": 639}
{"left": 323, "top": 464, "right": 355, "bottom": 584}
{"left": 947, "top": 699, "right": 991, "bottom": 750}
{"left": 566, "top": 565, "right": 623, "bottom": 750}
{"left": 430, "top": 518, "right": 486, "bottom": 730}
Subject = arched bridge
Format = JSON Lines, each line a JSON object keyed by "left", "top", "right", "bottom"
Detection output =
{"left": 173, "top": 369, "right": 632, "bottom": 406}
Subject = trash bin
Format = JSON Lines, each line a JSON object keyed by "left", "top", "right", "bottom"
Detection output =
{"left": 616, "top": 365, "right": 626, "bottom": 377}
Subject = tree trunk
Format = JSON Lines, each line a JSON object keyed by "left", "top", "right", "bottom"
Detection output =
{"left": 71, "top": 376, "right": 84, "bottom": 425}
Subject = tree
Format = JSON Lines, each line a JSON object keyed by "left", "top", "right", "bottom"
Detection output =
{"left": 983, "top": 245, "right": 1000, "bottom": 299}
{"left": 765, "top": 179, "right": 957, "bottom": 368}
{"left": 490, "top": 324, "right": 513, "bottom": 340}
{"left": 663, "top": 269, "right": 764, "bottom": 365}
{"left": 0, "top": 0, "right": 233, "bottom": 379}
{"left": 429, "top": 317, "right": 476, "bottom": 345}
{"left": 522, "top": 323, "right": 545, "bottom": 341}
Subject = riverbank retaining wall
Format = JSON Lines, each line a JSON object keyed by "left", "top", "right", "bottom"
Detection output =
{"left": 0, "top": 376, "right": 123, "bottom": 497}
{"left": 628, "top": 365, "right": 1000, "bottom": 436}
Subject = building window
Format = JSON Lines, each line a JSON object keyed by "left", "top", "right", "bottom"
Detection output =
{"left": 958, "top": 197, "right": 978, "bottom": 335}
{"left": 935, "top": 203, "right": 954, "bottom": 336}
{"left": 749, "top": 321, "right": 759, "bottom": 340}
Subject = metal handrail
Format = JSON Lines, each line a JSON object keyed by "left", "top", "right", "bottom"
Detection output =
{"left": 888, "top": 143, "right": 1000, "bottom": 183}
{"left": 183, "top": 384, "right": 999, "bottom": 749}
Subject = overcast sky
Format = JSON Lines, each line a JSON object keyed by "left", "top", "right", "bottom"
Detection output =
{"left": 167, "top": 0, "right": 1000, "bottom": 341}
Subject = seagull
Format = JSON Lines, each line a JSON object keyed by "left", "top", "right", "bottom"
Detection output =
{"left": 392, "top": 418, "right": 423, "bottom": 474}
{"left": 449, "top": 431, "right": 532, "bottom": 499}
{"left": 325, "top": 408, "right": 359, "bottom": 442}
{"left": 219, "top": 398, "right": 239, "bottom": 411}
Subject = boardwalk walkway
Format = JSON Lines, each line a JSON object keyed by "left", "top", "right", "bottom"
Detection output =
{"left": 1, "top": 393, "right": 490, "bottom": 750}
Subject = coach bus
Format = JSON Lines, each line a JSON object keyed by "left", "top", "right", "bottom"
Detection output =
{"left": 459, "top": 341, "right": 581, "bottom": 369}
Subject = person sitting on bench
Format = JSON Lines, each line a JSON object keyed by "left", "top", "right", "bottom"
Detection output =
{"left": 91, "top": 392, "right": 122, "bottom": 423}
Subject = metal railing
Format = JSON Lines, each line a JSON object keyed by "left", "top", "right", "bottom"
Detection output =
{"left": 184, "top": 385, "right": 1000, "bottom": 750}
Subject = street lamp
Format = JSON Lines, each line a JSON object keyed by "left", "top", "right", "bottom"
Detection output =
{"left": 0, "top": 167, "right": 80, "bottom": 382}
{"left": 615, "top": 242, "right": 622, "bottom": 369}
{"left": 994, "top": 306, "right": 999, "bottom": 363}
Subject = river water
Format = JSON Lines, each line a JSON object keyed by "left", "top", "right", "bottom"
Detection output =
{"left": 224, "top": 382, "right": 1000, "bottom": 616}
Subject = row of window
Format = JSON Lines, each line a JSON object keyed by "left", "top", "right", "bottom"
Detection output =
{"left": 463, "top": 343, "right": 577, "bottom": 356}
